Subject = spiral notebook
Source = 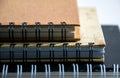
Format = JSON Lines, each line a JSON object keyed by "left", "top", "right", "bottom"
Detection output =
{"left": 0, "top": 0, "right": 80, "bottom": 42}
{"left": 0, "top": 42, "right": 105, "bottom": 63}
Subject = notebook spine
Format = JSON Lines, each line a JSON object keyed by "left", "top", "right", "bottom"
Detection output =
{"left": 0, "top": 22, "right": 73, "bottom": 42}
{"left": 0, "top": 43, "right": 102, "bottom": 63}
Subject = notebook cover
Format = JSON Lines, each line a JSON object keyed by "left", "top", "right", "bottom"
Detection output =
{"left": 78, "top": 8, "right": 106, "bottom": 46}
{"left": 0, "top": 0, "right": 79, "bottom": 26}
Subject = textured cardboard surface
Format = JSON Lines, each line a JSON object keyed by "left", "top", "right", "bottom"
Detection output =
{"left": 79, "top": 8, "right": 105, "bottom": 46}
{"left": 0, "top": 0, "right": 80, "bottom": 25}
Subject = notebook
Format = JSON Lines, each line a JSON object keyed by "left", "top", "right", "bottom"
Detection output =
{"left": 102, "top": 25, "right": 120, "bottom": 67}
{"left": 0, "top": 8, "right": 106, "bottom": 63}
{"left": 0, "top": 0, "right": 80, "bottom": 42}
{"left": 0, "top": 43, "right": 104, "bottom": 63}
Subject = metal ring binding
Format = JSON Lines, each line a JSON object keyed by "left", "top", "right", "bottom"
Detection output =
{"left": 61, "top": 22, "right": 66, "bottom": 41}
{"left": 59, "top": 64, "right": 64, "bottom": 78}
{"left": 22, "top": 22, "right": 27, "bottom": 42}
{"left": 45, "top": 64, "right": 51, "bottom": 78}
{"left": 36, "top": 43, "right": 41, "bottom": 63}
{"left": 49, "top": 43, "right": 54, "bottom": 62}
{"left": 76, "top": 43, "right": 81, "bottom": 62}
{"left": 100, "top": 64, "right": 106, "bottom": 77}
{"left": 17, "top": 65, "right": 22, "bottom": 78}
{"left": 23, "top": 43, "right": 28, "bottom": 62}
{"left": 63, "top": 43, "right": 68, "bottom": 62}
{"left": 48, "top": 22, "right": 54, "bottom": 41}
{"left": 73, "top": 64, "right": 79, "bottom": 78}
{"left": 31, "top": 64, "right": 37, "bottom": 78}
{"left": 113, "top": 64, "right": 119, "bottom": 77}
{"left": 35, "top": 22, "right": 41, "bottom": 42}
{"left": 2, "top": 64, "right": 8, "bottom": 78}
{"left": 1, "top": 64, "right": 120, "bottom": 77}
{"left": 9, "top": 43, "right": 15, "bottom": 63}
{"left": 9, "top": 22, "right": 14, "bottom": 42}
{"left": 88, "top": 43, "right": 94, "bottom": 63}
{"left": 87, "top": 64, "right": 92, "bottom": 78}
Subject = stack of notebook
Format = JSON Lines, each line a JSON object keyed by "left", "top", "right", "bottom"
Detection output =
{"left": 0, "top": 0, "right": 105, "bottom": 63}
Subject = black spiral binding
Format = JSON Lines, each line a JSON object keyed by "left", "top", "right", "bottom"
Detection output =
{"left": 23, "top": 43, "right": 28, "bottom": 62}
{"left": 35, "top": 22, "right": 41, "bottom": 42}
{"left": 48, "top": 22, "right": 54, "bottom": 41}
{"left": 49, "top": 43, "right": 54, "bottom": 62}
{"left": 89, "top": 43, "right": 94, "bottom": 63}
{"left": 0, "top": 22, "right": 69, "bottom": 42}
{"left": 76, "top": 43, "right": 81, "bottom": 62}
{"left": 0, "top": 44, "right": 1, "bottom": 63}
{"left": 22, "top": 22, "right": 27, "bottom": 42}
{"left": 63, "top": 43, "right": 68, "bottom": 62}
{"left": 9, "top": 43, "right": 15, "bottom": 63}
{"left": 9, "top": 22, "right": 14, "bottom": 42}
{"left": 61, "top": 22, "right": 66, "bottom": 41}
{"left": 36, "top": 43, "right": 41, "bottom": 62}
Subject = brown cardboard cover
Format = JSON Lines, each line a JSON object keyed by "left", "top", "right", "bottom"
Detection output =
{"left": 0, "top": 0, "right": 80, "bottom": 26}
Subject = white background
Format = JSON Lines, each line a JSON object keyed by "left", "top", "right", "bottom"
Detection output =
{"left": 77, "top": 0, "right": 120, "bottom": 29}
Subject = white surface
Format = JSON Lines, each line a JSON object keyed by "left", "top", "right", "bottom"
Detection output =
{"left": 77, "top": 0, "right": 120, "bottom": 29}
